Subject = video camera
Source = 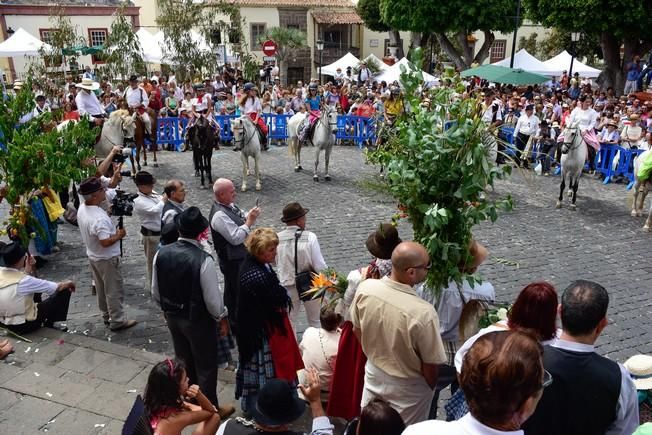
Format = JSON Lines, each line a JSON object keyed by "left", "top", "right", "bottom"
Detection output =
{"left": 111, "top": 190, "right": 138, "bottom": 217}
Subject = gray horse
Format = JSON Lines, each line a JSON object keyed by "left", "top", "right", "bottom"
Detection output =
{"left": 309, "top": 107, "right": 339, "bottom": 181}
{"left": 230, "top": 115, "right": 262, "bottom": 191}
{"left": 556, "top": 123, "right": 588, "bottom": 210}
{"left": 630, "top": 149, "right": 652, "bottom": 230}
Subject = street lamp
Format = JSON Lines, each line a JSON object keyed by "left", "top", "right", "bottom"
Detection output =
{"left": 509, "top": 0, "right": 521, "bottom": 68}
{"left": 569, "top": 31, "right": 581, "bottom": 78}
{"left": 316, "top": 39, "right": 324, "bottom": 84}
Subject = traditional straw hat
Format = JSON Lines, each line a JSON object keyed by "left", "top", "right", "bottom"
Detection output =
{"left": 75, "top": 77, "right": 100, "bottom": 91}
{"left": 623, "top": 354, "right": 652, "bottom": 390}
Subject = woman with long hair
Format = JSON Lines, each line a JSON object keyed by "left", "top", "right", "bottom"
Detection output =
{"left": 238, "top": 82, "right": 268, "bottom": 147}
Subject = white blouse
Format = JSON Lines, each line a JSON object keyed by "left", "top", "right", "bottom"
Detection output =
{"left": 568, "top": 107, "right": 599, "bottom": 132}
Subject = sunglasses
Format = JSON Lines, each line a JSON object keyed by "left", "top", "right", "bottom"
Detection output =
{"left": 541, "top": 370, "right": 553, "bottom": 389}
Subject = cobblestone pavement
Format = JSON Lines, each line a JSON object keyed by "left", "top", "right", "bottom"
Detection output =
{"left": 23, "top": 144, "right": 652, "bottom": 362}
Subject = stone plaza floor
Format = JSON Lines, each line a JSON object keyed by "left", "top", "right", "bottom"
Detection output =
{"left": 1, "top": 143, "right": 651, "bottom": 432}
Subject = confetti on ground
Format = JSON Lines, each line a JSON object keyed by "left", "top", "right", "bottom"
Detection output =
{"left": 83, "top": 330, "right": 89, "bottom": 336}
{"left": 94, "top": 424, "right": 105, "bottom": 428}
{"left": 107, "top": 336, "right": 111, "bottom": 342}
{"left": 148, "top": 339, "right": 153, "bottom": 344}
{"left": 24, "top": 346, "right": 31, "bottom": 353}
{"left": 34, "top": 348, "right": 39, "bottom": 353}
{"left": 34, "top": 372, "right": 40, "bottom": 377}
{"left": 48, "top": 419, "right": 56, "bottom": 424}
{"left": 46, "top": 392, "right": 53, "bottom": 397}
{"left": 56, "top": 339, "right": 64, "bottom": 345}
{"left": 491, "top": 256, "right": 520, "bottom": 268}
{"left": 127, "top": 389, "right": 137, "bottom": 393}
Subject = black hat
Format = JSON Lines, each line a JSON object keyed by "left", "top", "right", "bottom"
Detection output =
{"left": 177, "top": 206, "right": 208, "bottom": 238}
{"left": 35, "top": 95, "right": 46, "bottom": 101}
{"left": 134, "top": 171, "right": 155, "bottom": 186}
{"left": 78, "top": 177, "right": 103, "bottom": 195}
{"left": 250, "top": 379, "right": 305, "bottom": 426}
{"left": 366, "top": 223, "right": 402, "bottom": 260}
{"left": 281, "top": 202, "right": 309, "bottom": 223}
{"left": 129, "top": 75, "right": 138, "bottom": 82}
{"left": 525, "top": 104, "right": 534, "bottom": 111}
{"left": 0, "top": 242, "right": 27, "bottom": 267}
{"left": 160, "top": 222, "right": 179, "bottom": 245}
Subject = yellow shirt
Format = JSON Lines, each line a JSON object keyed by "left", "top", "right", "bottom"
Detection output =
{"left": 350, "top": 276, "right": 446, "bottom": 378}
{"left": 385, "top": 98, "right": 404, "bottom": 117}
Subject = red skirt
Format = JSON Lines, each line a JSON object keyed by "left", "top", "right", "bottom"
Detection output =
{"left": 267, "top": 313, "right": 304, "bottom": 382}
{"left": 246, "top": 112, "right": 268, "bottom": 136}
{"left": 326, "top": 321, "right": 367, "bottom": 420}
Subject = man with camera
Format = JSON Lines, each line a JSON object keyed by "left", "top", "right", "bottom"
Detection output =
{"left": 134, "top": 171, "right": 166, "bottom": 292}
{"left": 77, "top": 177, "right": 137, "bottom": 331}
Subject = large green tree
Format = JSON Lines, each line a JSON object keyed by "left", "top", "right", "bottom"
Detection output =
{"left": 101, "top": 4, "right": 146, "bottom": 80}
{"left": 524, "top": 0, "right": 652, "bottom": 93}
{"left": 257, "top": 27, "right": 306, "bottom": 86}
{"left": 357, "top": 0, "right": 404, "bottom": 59}
{"left": 378, "top": 0, "right": 521, "bottom": 70}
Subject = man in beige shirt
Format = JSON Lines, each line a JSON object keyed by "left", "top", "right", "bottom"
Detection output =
{"left": 350, "top": 241, "right": 446, "bottom": 425}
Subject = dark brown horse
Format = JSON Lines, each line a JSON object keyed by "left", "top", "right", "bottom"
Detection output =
{"left": 131, "top": 108, "right": 158, "bottom": 171}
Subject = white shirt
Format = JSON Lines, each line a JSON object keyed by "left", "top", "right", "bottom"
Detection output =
{"left": 514, "top": 113, "right": 540, "bottom": 137}
{"left": 13, "top": 272, "right": 57, "bottom": 297}
{"left": 210, "top": 203, "right": 251, "bottom": 246}
{"left": 75, "top": 91, "right": 105, "bottom": 117}
{"left": 161, "top": 200, "right": 185, "bottom": 225}
{"left": 217, "top": 416, "right": 333, "bottom": 435}
{"left": 403, "top": 413, "right": 524, "bottom": 435}
{"left": 481, "top": 102, "right": 503, "bottom": 124}
{"left": 276, "top": 225, "right": 327, "bottom": 288}
{"left": 133, "top": 192, "right": 164, "bottom": 232}
{"left": 300, "top": 327, "right": 340, "bottom": 390}
{"left": 77, "top": 203, "right": 120, "bottom": 261}
{"left": 435, "top": 280, "right": 495, "bottom": 343}
{"left": 191, "top": 94, "right": 210, "bottom": 112}
{"left": 151, "top": 238, "right": 226, "bottom": 320}
{"left": 569, "top": 107, "right": 599, "bottom": 132}
{"left": 124, "top": 86, "right": 149, "bottom": 109}
{"left": 551, "top": 339, "right": 639, "bottom": 435}
{"left": 241, "top": 97, "right": 262, "bottom": 114}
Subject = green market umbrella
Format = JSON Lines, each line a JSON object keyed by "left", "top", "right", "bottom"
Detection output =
{"left": 62, "top": 44, "right": 104, "bottom": 56}
{"left": 460, "top": 64, "right": 549, "bottom": 85}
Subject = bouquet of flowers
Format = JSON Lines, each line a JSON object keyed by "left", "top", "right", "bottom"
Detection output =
{"left": 302, "top": 267, "right": 348, "bottom": 309}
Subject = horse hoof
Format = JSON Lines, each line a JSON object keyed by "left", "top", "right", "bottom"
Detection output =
{"left": 298, "top": 165, "right": 303, "bottom": 171}
{"left": 294, "top": 167, "right": 300, "bottom": 172}
{"left": 555, "top": 201, "right": 562, "bottom": 209}
{"left": 570, "top": 204, "right": 577, "bottom": 211}
{"left": 313, "top": 176, "right": 319, "bottom": 182}
{"left": 325, "top": 175, "right": 331, "bottom": 181}
{"left": 241, "top": 186, "right": 247, "bottom": 192}
{"left": 143, "top": 161, "right": 148, "bottom": 167}
{"left": 137, "top": 165, "right": 142, "bottom": 171}
{"left": 631, "top": 210, "right": 638, "bottom": 217}
{"left": 153, "top": 163, "right": 159, "bottom": 168}
{"left": 255, "top": 184, "right": 262, "bottom": 191}
{"left": 194, "top": 171, "right": 199, "bottom": 177}
{"left": 644, "top": 225, "right": 651, "bottom": 232}
{"left": 637, "top": 211, "right": 643, "bottom": 217}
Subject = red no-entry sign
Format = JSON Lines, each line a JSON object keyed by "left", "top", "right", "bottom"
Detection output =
{"left": 262, "top": 40, "right": 277, "bottom": 56}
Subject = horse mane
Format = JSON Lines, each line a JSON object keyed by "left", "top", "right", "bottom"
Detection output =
{"left": 109, "top": 109, "right": 130, "bottom": 121}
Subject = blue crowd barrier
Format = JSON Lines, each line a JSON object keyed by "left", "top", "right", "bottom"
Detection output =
{"left": 336, "top": 115, "right": 376, "bottom": 148}
{"left": 157, "top": 117, "right": 188, "bottom": 151}
{"left": 263, "top": 113, "right": 291, "bottom": 143}
{"left": 594, "top": 144, "right": 645, "bottom": 189}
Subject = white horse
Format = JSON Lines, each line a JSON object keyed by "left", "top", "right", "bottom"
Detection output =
{"left": 556, "top": 123, "right": 588, "bottom": 210}
{"left": 289, "top": 107, "right": 338, "bottom": 181}
{"left": 287, "top": 111, "right": 308, "bottom": 172}
{"left": 230, "top": 116, "right": 262, "bottom": 191}
{"left": 95, "top": 110, "right": 137, "bottom": 158}
{"left": 630, "top": 149, "right": 652, "bottom": 230}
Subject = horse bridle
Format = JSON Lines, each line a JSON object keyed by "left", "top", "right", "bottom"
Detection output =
{"left": 232, "top": 118, "right": 252, "bottom": 148}
{"left": 562, "top": 126, "right": 581, "bottom": 153}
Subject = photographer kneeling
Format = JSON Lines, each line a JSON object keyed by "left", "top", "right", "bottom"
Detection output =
{"left": 77, "top": 177, "right": 138, "bottom": 331}
{"left": 133, "top": 171, "right": 166, "bottom": 292}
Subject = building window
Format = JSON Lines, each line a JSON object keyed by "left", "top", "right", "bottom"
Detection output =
{"left": 490, "top": 39, "right": 507, "bottom": 63}
{"left": 383, "top": 39, "right": 404, "bottom": 56}
{"left": 39, "top": 28, "right": 62, "bottom": 67}
{"left": 88, "top": 28, "right": 108, "bottom": 64}
{"left": 324, "top": 30, "right": 343, "bottom": 47}
{"left": 250, "top": 23, "right": 266, "bottom": 50}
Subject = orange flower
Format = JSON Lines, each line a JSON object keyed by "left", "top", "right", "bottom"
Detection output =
{"left": 311, "top": 272, "right": 333, "bottom": 289}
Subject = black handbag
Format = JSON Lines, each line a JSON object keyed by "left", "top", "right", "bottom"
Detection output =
{"left": 294, "top": 230, "right": 314, "bottom": 302}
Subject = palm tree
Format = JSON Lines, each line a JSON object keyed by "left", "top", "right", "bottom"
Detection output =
{"left": 257, "top": 27, "right": 306, "bottom": 86}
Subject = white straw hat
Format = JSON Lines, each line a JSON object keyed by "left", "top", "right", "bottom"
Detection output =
{"left": 75, "top": 77, "right": 100, "bottom": 91}
{"left": 623, "top": 354, "right": 652, "bottom": 390}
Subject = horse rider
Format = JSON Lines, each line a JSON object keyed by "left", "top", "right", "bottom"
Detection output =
{"left": 124, "top": 75, "right": 153, "bottom": 141}
{"left": 188, "top": 85, "right": 219, "bottom": 131}
{"left": 75, "top": 77, "right": 107, "bottom": 130}
{"left": 298, "top": 83, "right": 322, "bottom": 144}
{"left": 236, "top": 82, "right": 268, "bottom": 151}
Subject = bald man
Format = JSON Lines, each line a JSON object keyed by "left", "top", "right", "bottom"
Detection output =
{"left": 209, "top": 178, "right": 260, "bottom": 331}
{"left": 350, "top": 241, "right": 446, "bottom": 425}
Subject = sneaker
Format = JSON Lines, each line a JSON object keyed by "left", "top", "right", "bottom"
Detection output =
{"left": 109, "top": 319, "right": 138, "bottom": 331}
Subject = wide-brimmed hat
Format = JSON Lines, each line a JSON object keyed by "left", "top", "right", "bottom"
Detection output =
{"left": 281, "top": 202, "right": 309, "bottom": 223}
{"left": 624, "top": 354, "right": 652, "bottom": 390}
{"left": 177, "top": 206, "right": 208, "bottom": 238}
{"left": 134, "top": 171, "right": 155, "bottom": 186}
{"left": 366, "top": 223, "right": 402, "bottom": 260}
{"left": 79, "top": 177, "right": 103, "bottom": 195}
{"left": 551, "top": 121, "right": 560, "bottom": 128}
{"left": 0, "top": 242, "right": 27, "bottom": 267}
{"left": 160, "top": 222, "right": 179, "bottom": 245}
{"left": 607, "top": 120, "right": 618, "bottom": 128}
{"left": 12, "top": 81, "right": 23, "bottom": 91}
{"left": 249, "top": 379, "right": 305, "bottom": 426}
{"left": 76, "top": 78, "right": 100, "bottom": 91}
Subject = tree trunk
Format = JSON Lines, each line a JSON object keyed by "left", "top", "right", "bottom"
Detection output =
{"left": 388, "top": 29, "right": 404, "bottom": 58}
{"left": 599, "top": 32, "right": 622, "bottom": 94}
{"left": 472, "top": 31, "right": 495, "bottom": 66}
{"left": 456, "top": 31, "right": 474, "bottom": 66}
{"left": 434, "top": 32, "right": 468, "bottom": 70}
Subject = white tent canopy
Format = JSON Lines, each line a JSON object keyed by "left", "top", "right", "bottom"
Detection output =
{"left": 375, "top": 57, "right": 438, "bottom": 84}
{"left": 321, "top": 52, "right": 360, "bottom": 77}
{"left": 493, "top": 49, "right": 557, "bottom": 76}
{"left": 542, "top": 50, "right": 601, "bottom": 78}
{"left": 0, "top": 28, "right": 53, "bottom": 57}
{"left": 136, "top": 28, "right": 164, "bottom": 64}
